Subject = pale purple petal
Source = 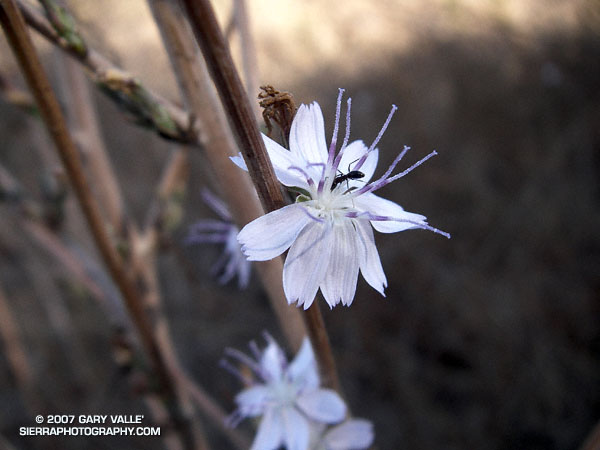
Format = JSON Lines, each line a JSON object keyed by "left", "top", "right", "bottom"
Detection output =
{"left": 238, "top": 204, "right": 311, "bottom": 261}
{"left": 237, "top": 255, "right": 252, "bottom": 289}
{"left": 283, "top": 221, "right": 334, "bottom": 309}
{"left": 338, "top": 141, "right": 378, "bottom": 183}
{"left": 281, "top": 407, "right": 310, "bottom": 450}
{"left": 323, "top": 419, "right": 374, "bottom": 450}
{"left": 250, "top": 408, "right": 284, "bottom": 450}
{"left": 231, "top": 141, "right": 308, "bottom": 188}
{"left": 354, "top": 219, "right": 387, "bottom": 296}
{"left": 287, "top": 338, "right": 319, "bottom": 389}
{"left": 262, "top": 135, "right": 312, "bottom": 188}
{"left": 320, "top": 221, "right": 359, "bottom": 307}
{"left": 354, "top": 192, "right": 427, "bottom": 233}
{"left": 289, "top": 103, "right": 328, "bottom": 166}
{"left": 235, "top": 385, "right": 270, "bottom": 417}
{"left": 296, "top": 389, "right": 346, "bottom": 424}
{"left": 260, "top": 340, "right": 285, "bottom": 382}
{"left": 230, "top": 154, "right": 248, "bottom": 171}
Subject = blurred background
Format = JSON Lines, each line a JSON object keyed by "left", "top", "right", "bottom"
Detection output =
{"left": 0, "top": 0, "right": 598, "bottom": 449}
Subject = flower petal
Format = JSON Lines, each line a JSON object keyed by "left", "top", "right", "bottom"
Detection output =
{"left": 238, "top": 204, "right": 311, "bottom": 261}
{"left": 235, "top": 385, "right": 270, "bottom": 417}
{"left": 320, "top": 221, "right": 359, "bottom": 307}
{"left": 354, "top": 219, "right": 387, "bottom": 296}
{"left": 230, "top": 153, "right": 248, "bottom": 171}
{"left": 237, "top": 255, "right": 252, "bottom": 289}
{"left": 250, "top": 408, "right": 284, "bottom": 450}
{"left": 231, "top": 136, "right": 310, "bottom": 189}
{"left": 338, "top": 140, "right": 378, "bottom": 184}
{"left": 283, "top": 221, "right": 334, "bottom": 309}
{"left": 289, "top": 103, "right": 328, "bottom": 167}
{"left": 323, "top": 419, "right": 374, "bottom": 450}
{"left": 296, "top": 389, "right": 346, "bottom": 424}
{"left": 262, "top": 135, "right": 313, "bottom": 188}
{"left": 281, "top": 407, "right": 310, "bottom": 450}
{"left": 287, "top": 338, "right": 319, "bottom": 390}
{"left": 260, "top": 340, "right": 285, "bottom": 382}
{"left": 354, "top": 192, "right": 427, "bottom": 233}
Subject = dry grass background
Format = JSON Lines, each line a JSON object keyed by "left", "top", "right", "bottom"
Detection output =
{"left": 0, "top": 0, "right": 599, "bottom": 449}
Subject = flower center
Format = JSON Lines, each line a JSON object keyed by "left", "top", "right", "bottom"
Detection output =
{"left": 305, "top": 180, "right": 354, "bottom": 220}
{"left": 270, "top": 379, "right": 299, "bottom": 407}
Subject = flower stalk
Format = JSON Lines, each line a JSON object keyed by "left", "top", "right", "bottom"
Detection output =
{"left": 179, "top": 0, "right": 342, "bottom": 390}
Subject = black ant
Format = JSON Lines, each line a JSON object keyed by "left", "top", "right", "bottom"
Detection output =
{"left": 331, "top": 158, "right": 365, "bottom": 191}
{"left": 331, "top": 170, "right": 365, "bottom": 191}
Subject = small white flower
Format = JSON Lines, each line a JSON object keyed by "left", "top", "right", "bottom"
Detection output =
{"left": 186, "top": 189, "right": 251, "bottom": 288}
{"left": 234, "top": 90, "right": 449, "bottom": 308}
{"left": 312, "top": 419, "right": 374, "bottom": 450}
{"left": 224, "top": 336, "right": 346, "bottom": 450}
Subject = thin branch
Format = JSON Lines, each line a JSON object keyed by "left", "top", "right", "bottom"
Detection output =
{"left": 4, "top": 163, "right": 230, "bottom": 450}
{"left": 179, "top": 0, "right": 284, "bottom": 214}
{"left": 178, "top": 0, "right": 341, "bottom": 391}
{"left": 302, "top": 304, "right": 342, "bottom": 392}
{"left": 56, "top": 52, "right": 125, "bottom": 233}
{"left": 15, "top": 0, "right": 196, "bottom": 144}
{"left": 230, "top": 0, "right": 260, "bottom": 120}
{"left": 148, "top": 0, "right": 306, "bottom": 352}
{"left": 0, "top": 2, "right": 205, "bottom": 448}
{"left": 143, "top": 146, "right": 188, "bottom": 237}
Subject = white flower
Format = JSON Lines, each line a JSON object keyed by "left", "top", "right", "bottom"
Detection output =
{"left": 186, "top": 189, "right": 251, "bottom": 288}
{"left": 225, "top": 337, "right": 346, "bottom": 450}
{"left": 312, "top": 419, "right": 374, "bottom": 450}
{"left": 234, "top": 90, "right": 449, "bottom": 309}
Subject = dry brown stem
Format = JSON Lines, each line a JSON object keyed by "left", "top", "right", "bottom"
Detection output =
{"left": 15, "top": 0, "right": 195, "bottom": 144}
{"left": 56, "top": 54, "right": 125, "bottom": 233}
{"left": 148, "top": 0, "right": 306, "bottom": 352}
{"left": 179, "top": 0, "right": 341, "bottom": 390}
{"left": 0, "top": 1, "right": 205, "bottom": 448}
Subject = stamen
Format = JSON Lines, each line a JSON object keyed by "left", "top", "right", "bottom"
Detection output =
{"left": 225, "top": 411, "right": 244, "bottom": 429}
{"left": 353, "top": 149, "right": 436, "bottom": 197}
{"left": 340, "top": 98, "right": 352, "bottom": 151}
{"left": 328, "top": 88, "right": 345, "bottom": 160}
{"left": 218, "top": 256, "right": 239, "bottom": 284}
{"left": 331, "top": 98, "right": 353, "bottom": 176}
{"left": 209, "top": 249, "right": 230, "bottom": 275}
{"left": 219, "top": 358, "right": 254, "bottom": 386}
{"left": 367, "top": 105, "right": 398, "bottom": 154}
{"left": 345, "top": 211, "right": 451, "bottom": 239}
{"left": 188, "top": 220, "right": 232, "bottom": 232}
{"left": 321, "top": 89, "right": 346, "bottom": 193}
{"left": 306, "top": 162, "right": 327, "bottom": 181}
{"left": 249, "top": 340, "right": 261, "bottom": 360}
{"left": 374, "top": 150, "right": 438, "bottom": 190}
{"left": 299, "top": 205, "right": 325, "bottom": 223}
{"left": 185, "top": 232, "right": 229, "bottom": 245}
{"left": 224, "top": 348, "right": 263, "bottom": 377}
{"left": 353, "top": 107, "right": 399, "bottom": 172}
{"left": 287, "top": 165, "right": 315, "bottom": 187}
{"left": 351, "top": 145, "right": 410, "bottom": 197}
{"left": 201, "top": 188, "right": 232, "bottom": 220}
